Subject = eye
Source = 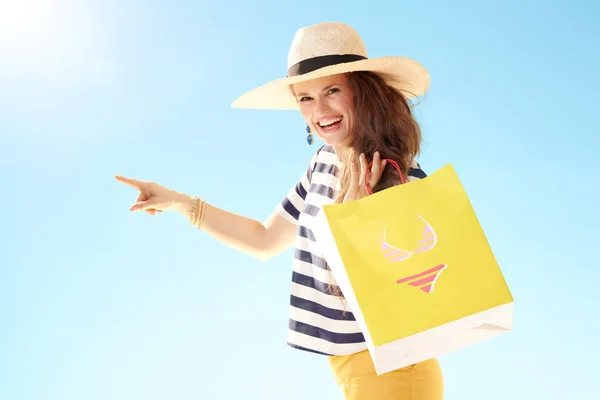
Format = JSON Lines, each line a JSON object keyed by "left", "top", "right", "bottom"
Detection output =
{"left": 328, "top": 87, "right": 340, "bottom": 95}
{"left": 299, "top": 96, "right": 312, "bottom": 102}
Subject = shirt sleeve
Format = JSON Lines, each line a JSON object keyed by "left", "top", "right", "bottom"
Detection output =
{"left": 276, "top": 146, "right": 323, "bottom": 224}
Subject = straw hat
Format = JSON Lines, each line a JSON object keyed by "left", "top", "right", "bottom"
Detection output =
{"left": 231, "top": 22, "right": 430, "bottom": 110}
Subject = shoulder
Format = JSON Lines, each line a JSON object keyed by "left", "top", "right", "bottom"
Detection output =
{"left": 315, "top": 144, "right": 336, "bottom": 160}
{"left": 309, "top": 145, "right": 338, "bottom": 168}
{"left": 317, "top": 144, "right": 335, "bottom": 155}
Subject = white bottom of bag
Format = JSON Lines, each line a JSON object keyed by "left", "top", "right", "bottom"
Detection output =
{"left": 370, "top": 301, "right": 514, "bottom": 375}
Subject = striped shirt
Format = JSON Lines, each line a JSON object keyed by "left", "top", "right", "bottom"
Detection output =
{"left": 277, "top": 144, "right": 428, "bottom": 356}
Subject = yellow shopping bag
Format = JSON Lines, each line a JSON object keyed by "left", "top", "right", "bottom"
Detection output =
{"left": 312, "top": 163, "right": 514, "bottom": 375}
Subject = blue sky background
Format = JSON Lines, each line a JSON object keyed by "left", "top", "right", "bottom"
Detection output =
{"left": 1, "top": 0, "right": 599, "bottom": 399}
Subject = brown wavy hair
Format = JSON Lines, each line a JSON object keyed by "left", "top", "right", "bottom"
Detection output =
{"left": 328, "top": 71, "right": 424, "bottom": 300}
{"left": 335, "top": 70, "right": 423, "bottom": 203}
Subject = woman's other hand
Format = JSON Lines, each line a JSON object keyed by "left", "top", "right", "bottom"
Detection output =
{"left": 343, "top": 151, "right": 386, "bottom": 202}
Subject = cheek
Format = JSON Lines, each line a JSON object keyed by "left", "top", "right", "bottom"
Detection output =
{"left": 340, "top": 95, "right": 355, "bottom": 132}
{"left": 339, "top": 94, "right": 355, "bottom": 114}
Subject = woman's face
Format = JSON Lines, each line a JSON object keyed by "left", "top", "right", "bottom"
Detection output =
{"left": 293, "top": 73, "right": 355, "bottom": 148}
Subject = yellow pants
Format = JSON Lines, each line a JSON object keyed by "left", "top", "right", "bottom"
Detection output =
{"left": 328, "top": 350, "right": 444, "bottom": 399}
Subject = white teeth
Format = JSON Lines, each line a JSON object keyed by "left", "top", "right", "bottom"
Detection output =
{"left": 318, "top": 117, "right": 342, "bottom": 127}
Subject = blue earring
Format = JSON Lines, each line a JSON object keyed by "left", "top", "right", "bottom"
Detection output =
{"left": 306, "top": 125, "right": 314, "bottom": 145}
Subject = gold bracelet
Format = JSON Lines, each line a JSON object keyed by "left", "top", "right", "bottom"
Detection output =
{"left": 189, "top": 196, "right": 197, "bottom": 226}
{"left": 194, "top": 197, "right": 202, "bottom": 226}
{"left": 190, "top": 196, "right": 200, "bottom": 226}
{"left": 197, "top": 199, "right": 206, "bottom": 230}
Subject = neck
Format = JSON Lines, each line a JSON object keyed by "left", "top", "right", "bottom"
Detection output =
{"left": 332, "top": 139, "right": 353, "bottom": 164}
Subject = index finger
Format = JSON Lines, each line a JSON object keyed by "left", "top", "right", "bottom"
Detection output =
{"left": 115, "top": 174, "right": 145, "bottom": 190}
{"left": 370, "top": 152, "right": 382, "bottom": 182}
{"left": 359, "top": 153, "right": 368, "bottom": 184}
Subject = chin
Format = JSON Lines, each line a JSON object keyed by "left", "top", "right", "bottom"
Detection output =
{"left": 321, "top": 137, "right": 345, "bottom": 148}
{"left": 317, "top": 128, "right": 350, "bottom": 148}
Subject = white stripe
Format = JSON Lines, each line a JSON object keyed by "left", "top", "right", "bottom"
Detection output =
{"left": 299, "top": 211, "right": 320, "bottom": 225}
{"left": 298, "top": 212, "right": 328, "bottom": 239}
{"left": 287, "top": 330, "right": 368, "bottom": 355}
{"left": 295, "top": 235, "right": 317, "bottom": 250}
{"left": 295, "top": 235, "right": 322, "bottom": 252}
{"left": 294, "top": 258, "right": 333, "bottom": 285}
{"left": 308, "top": 173, "right": 335, "bottom": 186}
{"left": 311, "top": 170, "right": 339, "bottom": 187}
{"left": 299, "top": 172, "right": 311, "bottom": 187}
{"left": 289, "top": 306, "right": 361, "bottom": 334}
{"left": 319, "top": 151, "right": 341, "bottom": 166}
{"left": 290, "top": 282, "right": 348, "bottom": 311}
{"left": 305, "top": 188, "right": 338, "bottom": 205}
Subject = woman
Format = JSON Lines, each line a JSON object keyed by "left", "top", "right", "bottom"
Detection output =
{"left": 116, "top": 22, "right": 443, "bottom": 399}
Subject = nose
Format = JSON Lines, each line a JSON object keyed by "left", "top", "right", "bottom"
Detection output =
{"left": 313, "top": 97, "right": 331, "bottom": 118}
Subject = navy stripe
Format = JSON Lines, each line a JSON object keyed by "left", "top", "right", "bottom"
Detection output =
{"left": 314, "top": 162, "right": 338, "bottom": 176}
{"left": 298, "top": 226, "right": 316, "bottom": 241}
{"left": 292, "top": 271, "right": 339, "bottom": 295}
{"left": 295, "top": 181, "right": 308, "bottom": 200}
{"left": 287, "top": 343, "right": 332, "bottom": 356}
{"left": 281, "top": 198, "right": 300, "bottom": 221}
{"left": 309, "top": 183, "right": 337, "bottom": 199}
{"left": 304, "top": 204, "right": 320, "bottom": 217}
{"left": 290, "top": 294, "right": 356, "bottom": 321}
{"left": 289, "top": 319, "right": 365, "bottom": 344}
{"left": 294, "top": 250, "right": 328, "bottom": 270}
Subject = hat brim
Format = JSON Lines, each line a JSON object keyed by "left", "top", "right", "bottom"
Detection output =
{"left": 231, "top": 56, "right": 430, "bottom": 110}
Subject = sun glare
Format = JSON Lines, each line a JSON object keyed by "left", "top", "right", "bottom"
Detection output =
{"left": 0, "top": 1, "right": 61, "bottom": 52}
{"left": 0, "top": 0, "right": 114, "bottom": 85}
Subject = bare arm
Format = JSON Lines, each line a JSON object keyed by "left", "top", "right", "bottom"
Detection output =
{"left": 174, "top": 194, "right": 296, "bottom": 261}
{"left": 114, "top": 173, "right": 297, "bottom": 261}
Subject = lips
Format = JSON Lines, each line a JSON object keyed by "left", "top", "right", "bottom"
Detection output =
{"left": 316, "top": 115, "right": 343, "bottom": 134}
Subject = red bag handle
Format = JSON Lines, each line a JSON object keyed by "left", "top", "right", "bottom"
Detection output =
{"left": 364, "top": 158, "right": 406, "bottom": 195}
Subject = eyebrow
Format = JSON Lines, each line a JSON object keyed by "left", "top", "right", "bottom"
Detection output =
{"left": 295, "top": 83, "right": 340, "bottom": 97}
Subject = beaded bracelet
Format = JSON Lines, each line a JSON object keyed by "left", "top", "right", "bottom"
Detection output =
{"left": 190, "top": 196, "right": 200, "bottom": 227}
{"left": 189, "top": 196, "right": 206, "bottom": 230}
{"left": 197, "top": 199, "right": 206, "bottom": 230}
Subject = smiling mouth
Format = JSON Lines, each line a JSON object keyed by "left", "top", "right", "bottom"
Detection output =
{"left": 317, "top": 116, "right": 343, "bottom": 132}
